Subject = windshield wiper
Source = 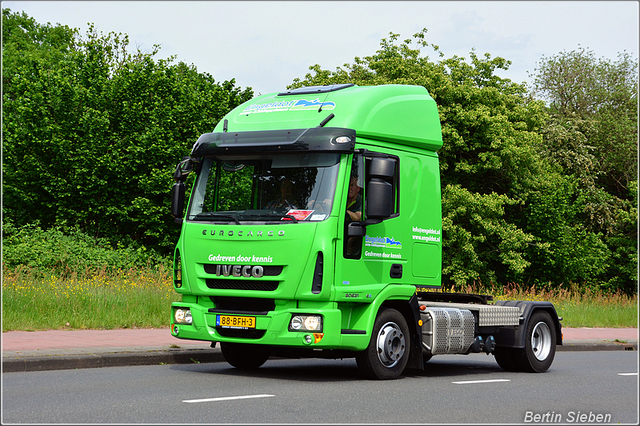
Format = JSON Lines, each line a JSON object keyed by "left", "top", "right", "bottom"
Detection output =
{"left": 282, "top": 214, "right": 299, "bottom": 223}
{"left": 192, "top": 212, "right": 241, "bottom": 224}
{"left": 259, "top": 212, "right": 299, "bottom": 223}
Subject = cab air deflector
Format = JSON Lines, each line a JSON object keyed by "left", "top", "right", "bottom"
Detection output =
{"left": 191, "top": 127, "right": 356, "bottom": 156}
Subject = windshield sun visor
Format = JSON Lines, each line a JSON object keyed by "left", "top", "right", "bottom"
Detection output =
{"left": 191, "top": 127, "right": 356, "bottom": 157}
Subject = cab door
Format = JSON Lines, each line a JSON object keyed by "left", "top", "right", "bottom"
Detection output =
{"left": 334, "top": 150, "right": 404, "bottom": 301}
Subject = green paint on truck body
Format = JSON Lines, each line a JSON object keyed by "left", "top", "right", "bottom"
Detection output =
{"left": 171, "top": 84, "right": 443, "bottom": 352}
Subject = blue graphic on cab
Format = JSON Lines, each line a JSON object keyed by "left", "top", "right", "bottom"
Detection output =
{"left": 364, "top": 235, "right": 403, "bottom": 249}
{"left": 242, "top": 99, "right": 336, "bottom": 114}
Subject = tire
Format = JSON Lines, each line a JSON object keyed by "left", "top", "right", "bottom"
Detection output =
{"left": 496, "top": 310, "right": 557, "bottom": 373}
{"left": 519, "top": 310, "right": 557, "bottom": 372}
{"left": 356, "top": 308, "right": 410, "bottom": 380}
{"left": 220, "top": 342, "right": 270, "bottom": 369}
{"left": 493, "top": 347, "right": 519, "bottom": 372}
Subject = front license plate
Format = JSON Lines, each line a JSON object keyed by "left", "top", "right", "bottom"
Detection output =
{"left": 216, "top": 315, "right": 256, "bottom": 329}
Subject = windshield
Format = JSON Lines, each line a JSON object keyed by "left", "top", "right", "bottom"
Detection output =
{"left": 187, "top": 153, "right": 341, "bottom": 223}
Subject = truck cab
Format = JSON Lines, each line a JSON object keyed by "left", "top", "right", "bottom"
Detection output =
{"left": 170, "top": 84, "right": 561, "bottom": 379}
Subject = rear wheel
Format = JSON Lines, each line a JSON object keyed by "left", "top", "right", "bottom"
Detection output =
{"left": 356, "top": 308, "right": 410, "bottom": 380}
{"left": 519, "top": 311, "right": 556, "bottom": 372}
{"left": 493, "top": 347, "right": 518, "bottom": 371}
{"left": 494, "top": 310, "right": 557, "bottom": 372}
{"left": 220, "top": 342, "right": 270, "bottom": 369}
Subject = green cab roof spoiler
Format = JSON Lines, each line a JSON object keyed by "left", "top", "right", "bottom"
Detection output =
{"left": 200, "top": 84, "right": 443, "bottom": 153}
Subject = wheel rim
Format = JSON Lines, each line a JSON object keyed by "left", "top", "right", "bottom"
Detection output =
{"left": 375, "top": 321, "right": 406, "bottom": 368}
{"left": 531, "top": 321, "right": 552, "bottom": 361}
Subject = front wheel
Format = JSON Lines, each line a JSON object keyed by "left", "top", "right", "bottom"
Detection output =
{"left": 220, "top": 342, "right": 270, "bottom": 369}
{"left": 356, "top": 308, "right": 410, "bottom": 380}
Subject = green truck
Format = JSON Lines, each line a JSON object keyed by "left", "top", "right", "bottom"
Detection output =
{"left": 169, "top": 84, "right": 562, "bottom": 379}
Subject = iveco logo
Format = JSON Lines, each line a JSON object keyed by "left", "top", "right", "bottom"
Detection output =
{"left": 214, "top": 264, "right": 264, "bottom": 278}
{"left": 202, "top": 229, "right": 285, "bottom": 237}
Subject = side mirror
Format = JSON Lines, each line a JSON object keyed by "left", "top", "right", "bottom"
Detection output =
{"left": 171, "top": 182, "right": 186, "bottom": 223}
{"left": 171, "top": 156, "right": 196, "bottom": 224}
{"left": 174, "top": 156, "right": 195, "bottom": 182}
{"left": 365, "top": 158, "right": 395, "bottom": 219}
{"left": 347, "top": 221, "right": 366, "bottom": 237}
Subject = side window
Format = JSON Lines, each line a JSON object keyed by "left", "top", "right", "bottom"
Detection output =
{"left": 343, "top": 153, "right": 399, "bottom": 259}
{"left": 346, "top": 156, "right": 364, "bottom": 223}
{"left": 344, "top": 155, "right": 364, "bottom": 258}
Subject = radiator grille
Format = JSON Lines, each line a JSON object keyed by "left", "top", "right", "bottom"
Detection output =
{"left": 203, "top": 264, "right": 283, "bottom": 276}
{"left": 206, "top": 279, "right": 279, "bottom": 291}
{"left": 210, "top": 296, "right": 275, "bottom": 313}
{"left": 215, "top": 328, "right": 266, "bottom": 339}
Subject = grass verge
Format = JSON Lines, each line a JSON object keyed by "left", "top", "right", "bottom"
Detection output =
{"left": 2, "top": 267, "right": 637, "bottom": 331}
{"left": 453, "top": 283, "right": 638, "bottom": 328}
{"left": 2, "top": 265, "right": 180, "bottom": 332}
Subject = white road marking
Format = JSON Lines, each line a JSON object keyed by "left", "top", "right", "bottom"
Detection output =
{"left": 618, "top": 372, "right": 638, "bottom": 376}
{"left": 183, "top": 394, "right": 275, "bottom": 403}
{"left": 452, "top": 379, "right": 511, "bottom": 384}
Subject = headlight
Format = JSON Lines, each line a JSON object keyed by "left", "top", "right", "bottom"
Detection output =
{"left": 289, "top": 314, "right": 322, "bottom": 332}
{"left": 290, "top": 316, "right": 303, "bottom": 330}
{"left": 304, "top": 316, "right": 320, "bottom": 330}
{"left": 174, "top": 308, "right": 193, "bottom": 325}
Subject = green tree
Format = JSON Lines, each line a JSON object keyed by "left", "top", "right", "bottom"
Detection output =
{"left": 2, "top": 9, "right": 253, "bottom": 253}
{"left": 290, "top": 30, "right": 552, "bottom": 287}
{"left": 531, "top": 47, "right": 638, "bottom": 200}
{"left": 530, "top": 47, "right": 637, "bottom": 293}
{"left": 289, "top": 29, "right": 622, "bottom": 291}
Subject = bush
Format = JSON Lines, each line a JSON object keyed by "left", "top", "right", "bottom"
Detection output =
{"left": 2, "top": 221, "right": 170, "bottom": 278}
{"left": 2, "top": 10, "right": 253, "bottom": 255}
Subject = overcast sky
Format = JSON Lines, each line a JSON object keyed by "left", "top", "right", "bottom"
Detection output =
{"left": 4, "top": 1, "right": 639, "bottom": 96}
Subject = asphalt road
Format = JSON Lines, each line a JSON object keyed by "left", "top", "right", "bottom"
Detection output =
{"left": 2, "top": 351, "right": 637, "bottom": 424}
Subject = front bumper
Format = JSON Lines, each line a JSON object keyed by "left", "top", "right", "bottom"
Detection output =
{"left": 170, "top": 301, "right": 368, "bottom": 351}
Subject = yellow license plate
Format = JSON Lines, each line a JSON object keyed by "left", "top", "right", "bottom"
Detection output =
{"left": 216, "top": 315, "right": 256, "bottom": 329}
